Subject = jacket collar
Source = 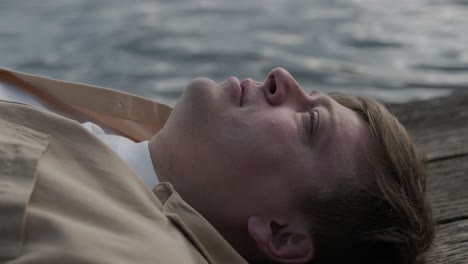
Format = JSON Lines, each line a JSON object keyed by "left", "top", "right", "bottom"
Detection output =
{"left": 153, "top": 183, "right": 248, "bottom": 264}
{"left": 0, "top": 68, "right": 172, "bottom": 142}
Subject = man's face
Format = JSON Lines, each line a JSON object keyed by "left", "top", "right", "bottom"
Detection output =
{"left": 154, "top": 68, "right": 371, "bottom": 233}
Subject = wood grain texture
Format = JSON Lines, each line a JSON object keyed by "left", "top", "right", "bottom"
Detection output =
{"left": 427, "top": 220, "right": 468, "bottom": 264}
{"left": 390, "top": 95, "right": 468, "bottom": 161}
{"left": 427, "top": 155, "right": 468, "bottom": 223}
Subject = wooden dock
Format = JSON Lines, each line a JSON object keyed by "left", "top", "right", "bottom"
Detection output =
{"left": 390, "top": 93, "right": 468, "bottom": 263}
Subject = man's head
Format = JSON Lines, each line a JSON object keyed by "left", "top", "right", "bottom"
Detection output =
{"left": 150, "top": 68, "right": 435, "bottom": 263}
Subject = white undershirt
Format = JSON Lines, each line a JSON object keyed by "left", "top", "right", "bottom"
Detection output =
{"left": 0, "top": 80, "right": 159, "bottom": 189}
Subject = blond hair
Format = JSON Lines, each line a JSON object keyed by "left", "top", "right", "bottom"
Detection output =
{"left": 303, "top": 93, "right": 435, "bottom": 264}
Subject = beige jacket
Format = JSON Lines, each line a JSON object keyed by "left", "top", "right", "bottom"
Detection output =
{"left": 0, "top": 69, "right": 247, "bottom": 264}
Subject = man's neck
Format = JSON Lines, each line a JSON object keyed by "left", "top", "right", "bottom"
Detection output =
{"left": 149, "top": 133, "right": 172, "bottom": 184}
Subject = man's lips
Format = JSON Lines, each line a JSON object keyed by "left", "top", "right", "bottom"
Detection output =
{"left": 227, "top": 76, "right": 243, "bottom": 106}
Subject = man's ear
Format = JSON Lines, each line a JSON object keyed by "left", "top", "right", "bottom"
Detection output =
{"left": 247, "top": 216, "right": 314, "bottom": 264}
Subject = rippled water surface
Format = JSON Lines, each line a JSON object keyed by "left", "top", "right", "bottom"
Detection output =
{"left": 1, "top": 0, "right": 467, "bottom": 104}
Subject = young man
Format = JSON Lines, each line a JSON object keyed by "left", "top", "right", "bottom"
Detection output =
{"left": 0, "top": 68, "right": 434, "bottom": 264}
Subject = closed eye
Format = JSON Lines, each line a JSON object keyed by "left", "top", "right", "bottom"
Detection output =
{"left": 308, "top": 109, "right": 319, "bottom": 137}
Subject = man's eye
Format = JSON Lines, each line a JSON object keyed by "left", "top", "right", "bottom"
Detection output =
{"left": 308, "top": 110, "right": 318, "bottom": 136}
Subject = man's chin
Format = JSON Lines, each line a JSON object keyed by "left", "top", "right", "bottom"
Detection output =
{"left": 178, "top": 76, "right": 236, "bottom": 114}
{"left": 185, "top": 77, "right": 217, "bottom": 92}
{"left": 166, "top": 77, "right": 220, "bottom": 132}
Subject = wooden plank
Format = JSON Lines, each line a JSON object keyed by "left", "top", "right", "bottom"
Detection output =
{"left": 426, "top": 155, "right": 468, "bottom": 223}
{"left": 390, "top": 94, "right": 468, "bottom": 161}
{"left": 389, "top": 93, "right": 468, "bottom": 129}
{"left": 427, "top": 219, "right": 468, "bottom": 264}
{"left": 410, "top": 123, "right": 468, "bottom": 161}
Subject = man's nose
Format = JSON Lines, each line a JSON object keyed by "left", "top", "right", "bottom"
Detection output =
{"left": 263, "top": 67, "right": 305, "bottom": 106}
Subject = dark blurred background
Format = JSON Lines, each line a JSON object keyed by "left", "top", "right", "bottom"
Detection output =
{"left": 1, "top": 0, "right": 467, "bottom": 105}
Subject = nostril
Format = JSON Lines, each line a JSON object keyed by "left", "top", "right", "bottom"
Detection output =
{"left": 269, "top": 76, "right": 277, "bottom": 94}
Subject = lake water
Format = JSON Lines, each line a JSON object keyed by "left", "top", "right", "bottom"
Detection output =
{"left": 1, "top": 0, "right": 467, "bottom": 105}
